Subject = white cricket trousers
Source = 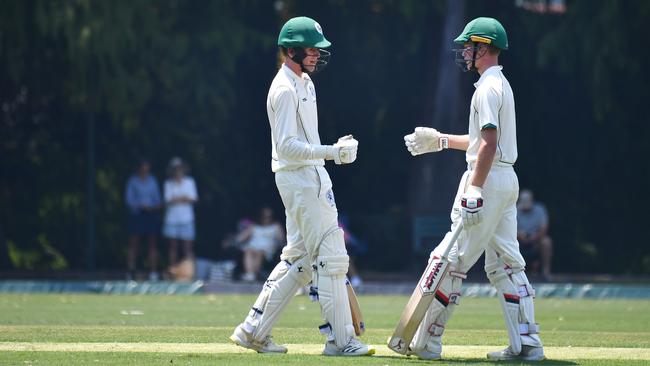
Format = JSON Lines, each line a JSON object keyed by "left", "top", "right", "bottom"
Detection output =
{"left": 275, "top": 165, "right": 347, "bottom": 263}
{"left": 433, "top": 165, "right": 526, "bottom": 272}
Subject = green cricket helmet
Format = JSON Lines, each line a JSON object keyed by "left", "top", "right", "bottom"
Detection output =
{"left": 278, "top": 16, "right": 332, "bottom": 73}
{"left": 452, "top": 17, "right": 508, "bottom": 72}
{"left": 278, "top": 16, "right": 331, "bottom": 48}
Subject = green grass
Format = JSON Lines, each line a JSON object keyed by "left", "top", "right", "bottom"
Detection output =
{"left": 0, "top": 293, "right": 648, "bottom": 365}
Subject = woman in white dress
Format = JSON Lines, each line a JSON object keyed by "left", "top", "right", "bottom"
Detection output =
{"left": 238, "top": 207, "right": 285, "bottom": 281}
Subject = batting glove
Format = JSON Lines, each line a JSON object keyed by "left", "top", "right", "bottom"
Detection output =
{"left": 460, "top": 185, "right": 484, "bottom": 227}
{"left": 404, "top": 127, "right": 448, "bottom": 156}
{"left": 333, "top": 135, "right": 358, "bottom": 164}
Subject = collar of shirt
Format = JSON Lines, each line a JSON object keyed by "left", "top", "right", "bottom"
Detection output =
{"left": 282, "top": 63, "right": 311, "bottom": 88}
{"left": 474, "top": 65, "right": 503, "bottom": 88}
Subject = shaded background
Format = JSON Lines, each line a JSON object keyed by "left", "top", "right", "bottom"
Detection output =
{"left": 1, "top": 0, "right": 648, "bottom": 276}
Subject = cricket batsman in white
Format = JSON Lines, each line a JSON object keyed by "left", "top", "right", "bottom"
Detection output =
{"left": 403, "top": 17, "right": 545, "bottom": 361}
{"left": 230, "top": 16, "right": 374, "bottom": 356}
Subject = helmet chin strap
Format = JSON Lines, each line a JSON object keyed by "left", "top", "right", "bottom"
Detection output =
{"left": 290, "top": 48, "right": 330, "bottom": 74}
{"left": 290, "top": 48, "right": 311, "bottom": 73}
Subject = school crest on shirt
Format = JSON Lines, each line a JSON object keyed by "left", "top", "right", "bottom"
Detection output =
{"left": 325, "top": 188, "right": 336, "bottom": 207}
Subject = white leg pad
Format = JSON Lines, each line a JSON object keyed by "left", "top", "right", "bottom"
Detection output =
{"left": 410, "top": 271, "right": 463, "bottom": 354}
{"left": 509, "top": 270, "right": 543, "bottom": 347}
{"left": 316, "top": 253, "right": 354, "bottom": 348}
{"left": 245, "top": 256, "right": 312, "bottom": 340}
{"left": 486, "top": 263, "right": 543, "bottom": 351}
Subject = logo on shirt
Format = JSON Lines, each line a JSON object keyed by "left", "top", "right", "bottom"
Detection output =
{"left": 325, "top": 189, "right": 336, "bottom": 207}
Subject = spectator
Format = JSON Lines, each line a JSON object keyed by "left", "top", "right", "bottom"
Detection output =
{"left": 220, "top": 218, "right": 254, "bottom": 280}
{"left": 163, "top": 157, "right": 198, "bottom": 267}
{"left": 124, "top": 159, "right": 162, "bottom": 281}
{"left": 517, "top": 189, "right": 553, "bottom": 281}
{"left": 338, "top": 215, "right": 368, "bottom": 288}
{"left": 238, "top": 207, "right": 285, "bottom": 282}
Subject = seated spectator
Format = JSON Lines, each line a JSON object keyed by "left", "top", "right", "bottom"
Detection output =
{"left": 517, "top": 189, "right": 553, "bottom": 281}
{"left": 339, "top": 214, "right": 368, "bottom": 288}
{"left": 220, "top": 218, "right": 254, "bottom": 280}
{"left": 124, "top": 159, "right": 162, "bottom": 281}
{"left": 238, "top": 207, "right": 285, "bottom": 282}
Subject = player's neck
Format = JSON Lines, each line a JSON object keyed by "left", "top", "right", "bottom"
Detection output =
{"left": 477, "top": 57, "right": 498, "bottom": 75}
{"left": 285, "top": 60, "right": 303, "bottom": 78}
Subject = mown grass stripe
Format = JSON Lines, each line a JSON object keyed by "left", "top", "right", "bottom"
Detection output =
{"left": 0, "top": 342, "right": 648, "bottom": 360}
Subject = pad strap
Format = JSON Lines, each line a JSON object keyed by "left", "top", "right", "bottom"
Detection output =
{"left": 318, "top": 322, "right": 335, "bottom": 341}
{"left": 427, "top": 323, "right": 445, "bottom": 337}
{"left": 309, "top": 285, "right": 319, "bottom": 302}
{"left": 519, "top": 322, "right": 540, "bottom": 335}
{"left": 449, "top": 271, "right": 467, "bottom": 279}
{"left": 518, "top": 284, "right": 535, "bottom": 298}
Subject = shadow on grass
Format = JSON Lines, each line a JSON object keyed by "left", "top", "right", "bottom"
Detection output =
{"left": 371, "top": 355, "right": 578, "bottom": 365}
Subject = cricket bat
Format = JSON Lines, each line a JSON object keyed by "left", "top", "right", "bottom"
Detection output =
{"left": 346, "top": 278, "right": 365, "bottom": 336}
{"left": 387, "top": 222, "right": 464, "bottom": 354}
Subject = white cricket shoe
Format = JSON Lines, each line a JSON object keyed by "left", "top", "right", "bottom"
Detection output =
{"left": 409, "top": 348, "right": 441, "bottom": 360}
{"left": 487, "top": 346, "right": 519, "bottom": 361}
{"left": 229, "top": 324, "right": 287, "bottom": 353}
{"left": 322, "top": 337, "right": 375, "bottom": 356}
{"left": 521, "top": 345, "right": 546, "bottom": 361}
{"left": 487, "top": 345, "right": 545, "bottom": 361}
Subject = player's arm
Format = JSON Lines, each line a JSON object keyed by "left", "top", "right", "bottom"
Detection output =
{"left": 404, "top": 129, "right": 469, "bottom": 155}
{"left": 469, "top": 127, "right": 497, "bottom": 188}
{"left": 273, "top": 87, "right": 356, "bottom": 164}
{"left": 470, "top": 85, "right": 501, "bottom": 187}
{"left": 441, "top": 133, "right": 469, "bottom": 151}
{"left": 460, "top": 86, "right": 500, "bottom": 227}
{"left": 273, "top": 87, "right": 327, "bottom": 160}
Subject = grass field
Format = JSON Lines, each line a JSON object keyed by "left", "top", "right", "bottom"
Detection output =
{"left": 0, "top": 293, "right": 648, "bottom": 365}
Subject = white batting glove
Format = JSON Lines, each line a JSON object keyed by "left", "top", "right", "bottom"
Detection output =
{"left": 333, "top": 135, "right": 358, "bottom": 164}
{"left": 403, "top": 127, "right": 448, "bottom": 156}
{"left": 460, "top": 185, "right": 484, "bottom": 227}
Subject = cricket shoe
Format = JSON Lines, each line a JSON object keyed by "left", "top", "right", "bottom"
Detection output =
{"left": 521, "top": 345, "right": 546, "bottom": 361}
{"left": 487, "top": 345, "right": 545, "bottom": 361}
{"left": 406, "top": 347, "right": 442, "bottom": 360}
{"left": 229, "top": 324, "right": 287, "bottom": 353}
{"left": 323, "top": 337, "right": 375, "bottom": 356}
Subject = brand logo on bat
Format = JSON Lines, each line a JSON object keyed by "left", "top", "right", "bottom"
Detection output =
{"left": 420, "top": 261, "right": 444, "bottom": 293}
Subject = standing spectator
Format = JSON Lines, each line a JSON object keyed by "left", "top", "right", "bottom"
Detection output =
{"left": 517, "top": 189, "right": 553, "bottom": 281}
{"left": 239, "top": 207, "right": 285, "bottom": 282}
{"left": 163, "top": 157, "right": 198, "bottom": 266}
{"left": 125, "top": 159, "right": 162, "bottom": 281}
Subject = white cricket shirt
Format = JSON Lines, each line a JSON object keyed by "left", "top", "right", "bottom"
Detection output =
{"left": 466, "top": 65, "right": 518, "bottom": 167}
{"left": 267, "top": 64, "right": 329, "bottom": 172}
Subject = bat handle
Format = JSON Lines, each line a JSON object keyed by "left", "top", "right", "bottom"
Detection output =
{"left": 440, "top": 222, "right": 464, "bottom": 259}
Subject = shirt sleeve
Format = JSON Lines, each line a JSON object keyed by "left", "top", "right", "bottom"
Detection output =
{"left": 164, "top": 180, "right": 173, "bottom": 203}
{"left": 539, "top": 204, "right": 549, "bottom": 227}
{"left": 125, "top": 178, "right": 138, "bottom": 212}
{"left": 187, "top": 177, "right": 198, "bottom": 201}
{"left": 475, "top": 85, "right": 501, "bottom": 130}
{"left": 272, "top": 87, "right": 329, "bottom": 160}
{"left": 151, "top": 177, "right": 162, "bottom": 206}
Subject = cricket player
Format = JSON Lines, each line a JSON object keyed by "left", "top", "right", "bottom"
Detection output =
{"left": 403, "top": 17, "right": 545, "bottom": 361}
{"left": 230, "top": 16, "right": 374, "bottom": 357}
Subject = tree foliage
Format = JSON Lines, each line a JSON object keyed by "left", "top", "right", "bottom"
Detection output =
{"left": 1, "top": 0, "right": 648, "bottom": 273}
